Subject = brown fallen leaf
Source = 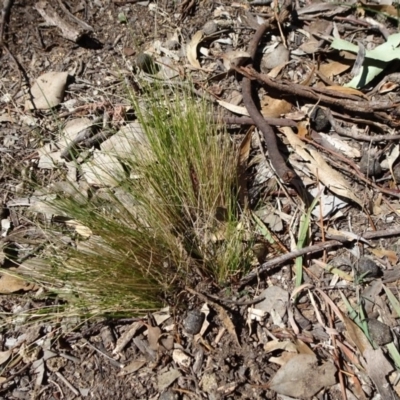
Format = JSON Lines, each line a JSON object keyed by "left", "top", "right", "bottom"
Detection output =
{"left": 217, "top": 100, "right": 249, "bottom": 116}
{"left": 342, "top": 314, "right": 372, "bottom": 356}
{"left": 269, "top": 354, "right": 337, "bottom": 397}
{"left": 221, "top": 50, "right": 251, "bottom": 71}
{"left": 296, "top": 120, "right": 310, "bottom": 138}
{"left": 370, "top": 248, "right": 398, "bottom": 265}
{"left": 379, "top": 82, "right": 399, "bottom": 94}
{"left": 319, "top": 61, "right": 351, "bottom": 78}
{"left": 147, "top": 325, "right": 162, "bottom": 351}
{"left": 325, "top": 85, "right": 367, "bottom": 98}
{"left": 279, "top": 127, "right": 364, "bottom": 207}
{"left": 261, "top": 95, "right": 292, "bottom": 118}
{"left": 0, "top": 273, "right": 38, "bottom": 294}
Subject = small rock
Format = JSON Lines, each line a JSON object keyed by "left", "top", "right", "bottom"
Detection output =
{"left": 358, "top": 257, "right": 381, "bottom": 279}
{"left": 202, "top": 21, "right": 218, "bottom": 35}
{"left": 159, "top": 390, "right": 179, "bottom": 400}
{"left": 359, "top": 153, "right": 382, "bottom": 177}
{"left": 183, "top": 310, "right": 204, "bottom": 335}
{"left": 260, "top": 44, "right": 290, "bottom": 71}
{"left": 310, "top": 107, "right": 330, "bottom": 132}
{"left": 123, "top": 47, "right": 135, "bottom": 57}
{"left": 135, "top": 53, "right": 157, "bottom": 74}
{"left": 367, "top": 319, "right": 392, "bottom": 346}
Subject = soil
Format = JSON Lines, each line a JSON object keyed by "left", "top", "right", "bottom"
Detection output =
{"left": 1, "top": 0, "right": 400, "bottom": 399}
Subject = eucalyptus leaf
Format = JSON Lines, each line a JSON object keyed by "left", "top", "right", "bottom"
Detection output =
{"left": 331, "top": 33, "right": 400, "bottom": 88}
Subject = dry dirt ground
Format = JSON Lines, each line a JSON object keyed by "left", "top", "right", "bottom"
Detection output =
{"left": 2, "top": 0, "right": 400, "bottom": 399}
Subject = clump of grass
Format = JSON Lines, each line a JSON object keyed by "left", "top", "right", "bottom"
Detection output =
{"left": 45, "top": 81, "right": 253, "bottom": 314}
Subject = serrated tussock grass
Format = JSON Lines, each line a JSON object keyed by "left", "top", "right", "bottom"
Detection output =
{"left": 47, "top": 82, "right": 252, "bottom": 314}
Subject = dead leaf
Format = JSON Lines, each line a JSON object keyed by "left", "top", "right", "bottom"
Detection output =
{"left": 300, "top": 37, "right": 320, "bottom": 54}
{"left": 25, "top": 72, "right": 69, "bottom": 110}
{"left": 172, "top": 349, "right": 192, "bottom": 369}
{"left": 363, "top": 347, "right": 396, "bottom": 399}
{"left": 379, "top": 82, "right": 399, "bottom": 94}
{"left": 261, "top": 96, "right": 292, "bottom": 118}
{"left": 187, "top": 30, "right": 204, "bottom": 69}
{"left": 279, "top": 127, "right": 363, "bottom": 207}
{"left": 0, "top": 350, "right": 11, "bottom": 366}
{"left": 222, "top": 50, "right": 250, "bottom": 71}
{"left": 342, "top": 314, "right": 373, "bottom": 355}
{"left": 264, "top": 340, "right": 299, "bottom": 354}
{"left": 267, "top": 61, "right": 291, "bottom": 78}
{"left": 217, "top": 100, "right": 249, "bottom": 116}
{"left": 370, "top": 248, "right": 398, "bottom": 265}
{"left": 157, "top": 369, "right": 181, "bottom": 392}
{"left": 319, "top": 61, "right": 351, "bottom": 78}
{"left": 147, "top": 325, "right": 161, "bottom": 351}
{"left": 113, "top": 321, "right": 143, "bottom": 354}
{"left": 270, "top": 352, "right": 298, "bottom": 366}
{"left": 65, "top": 220, "right": 92, "bottom": 238}
{"left": 269, "top": 354, "right": 336, "bottom": 397}
{"left": 325, "top": 85, "right": 367, "bottom": 98}
{"left": 81, "top": 151, "right": 125, "bottom": 187}
{"left": 296, "top": 120, "right": 310, "bottom": 138}
{"left": 0, "top": 273, "right": 38, "bottom": 294}
{"left": 118, "top": 359, "right": 146, "bottom": 376}
{"left": 318, "top": 132, "right": 361, "bottom": 158}
{"left": 101, "top": 122, "right": 152, "bottom": 162}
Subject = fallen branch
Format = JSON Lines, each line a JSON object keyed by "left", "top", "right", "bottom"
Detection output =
{"left": 239, "top": 240, "right": 343, "bottom": 288}
{"left": 35, "top": 1, "right": 85, "bottom": 42}
{"left": 240, "top": 227, "right": 400, "bottom": 287}
{"left": 326, "top": 110, "right": 400, "bottom": 142}
{"left": 241, "top": 22, "right": 296, "bottom": 184}
{"left": 243, "top": 67, "right": 397, "bottom": 122}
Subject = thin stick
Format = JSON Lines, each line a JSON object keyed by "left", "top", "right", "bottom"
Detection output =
{"left": 0, "top": 0, "right": 13, "bottom": 47}
{"left": 239, "top": 240, "right": 343, "bottom": 287}
{"left": 240, "top": 227, "right": 400, "bottom": 287}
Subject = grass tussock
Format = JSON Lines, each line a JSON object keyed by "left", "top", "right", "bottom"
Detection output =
{"left": 46, "top": 82, "right": 252, "bottom": 313}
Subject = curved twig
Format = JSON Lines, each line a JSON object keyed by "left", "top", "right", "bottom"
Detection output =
{"left": 241, "top": 23, "right": 296, "bottom": 184}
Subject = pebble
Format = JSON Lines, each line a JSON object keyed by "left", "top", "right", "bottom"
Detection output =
{"left": 358, "top": 256, "right": 381, "bottom": 279}
{"left": 159, "top": 390, "right": 179, "bottom": 400}
{"left": 183, "top": 310, "right": 204, "bottom": 335}
{"left": 310, "top": 107, "right": 330, "bottom": 132}
{"left": 135, "top": 53, "right": 157, "bottom": 74}
{"left": 260, "top": 44, "right": 289, "bottom": 71}
{"left": 202, "top": 21, "right": 218, "bottom": 35}
{"left": 367, "top": 318, "right": 392, "bottom": 346}
{"left": 122, "top": 47, "right": 135, "bottom": 57}
{"left": 359, "top": 152, "right": 382, "bottom": 177}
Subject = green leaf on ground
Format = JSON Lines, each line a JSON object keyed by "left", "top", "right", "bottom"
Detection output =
{"left": 331, "top": 33, "right": 400, "bottom": 88}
